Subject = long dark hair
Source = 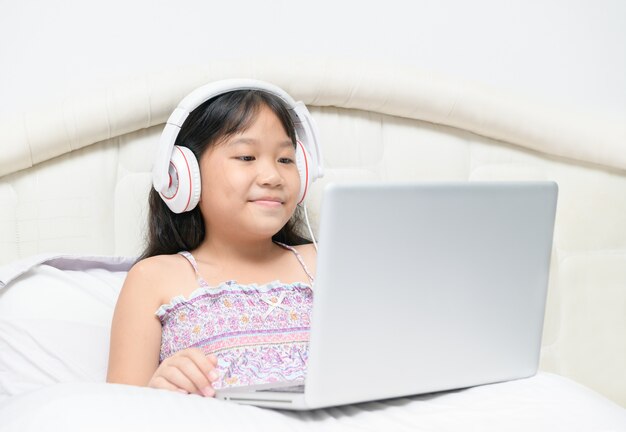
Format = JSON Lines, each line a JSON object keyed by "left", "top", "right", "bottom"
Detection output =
{"left": 140, "top": 90, "right": 312, "bottom": 260}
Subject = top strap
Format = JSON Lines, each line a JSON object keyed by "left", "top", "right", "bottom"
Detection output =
{"left": 274, "top": 242, "right": 316, "bottom": 286}
{"left": 177, "top": 251, "right": 209, "bottom": 288}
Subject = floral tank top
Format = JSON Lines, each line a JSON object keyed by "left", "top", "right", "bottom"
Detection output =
{"left": 155, "top": 242, "right": 314, "bottom": 390}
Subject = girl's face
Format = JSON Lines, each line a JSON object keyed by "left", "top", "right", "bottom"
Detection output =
{"left": 198, "top": 104, "right": 301, "bottom": 242}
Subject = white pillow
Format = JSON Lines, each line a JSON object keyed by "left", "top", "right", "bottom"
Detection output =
{"left": 0, "top": 255, "right": 134, "bottom": 401}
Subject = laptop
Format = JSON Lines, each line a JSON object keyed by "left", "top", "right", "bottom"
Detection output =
{"left": 216, "top": 181, "right": 558, "bottom": 410}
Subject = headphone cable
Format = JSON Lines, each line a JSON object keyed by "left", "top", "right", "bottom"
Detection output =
{"left": 302, "top": 204, "right": 318, "bottom": 252}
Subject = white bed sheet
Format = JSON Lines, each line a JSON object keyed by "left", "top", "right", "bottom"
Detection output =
{"left": 1, "top": 373, "right": 625, "bottom": 432}
{"left": 0, "top": 255, "right": 625, "bottom": 430}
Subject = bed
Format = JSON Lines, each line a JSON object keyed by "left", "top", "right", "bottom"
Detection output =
{"left": 1, "top": 59, "right": 625, "bottom": 430}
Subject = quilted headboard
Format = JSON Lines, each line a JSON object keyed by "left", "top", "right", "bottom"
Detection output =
{"left": 1, "top": 59, "right": 625, "bottom": 407}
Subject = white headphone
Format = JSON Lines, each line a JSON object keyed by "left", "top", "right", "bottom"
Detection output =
{"left": 152, "top": 79, "right": 324, "bottom": 214}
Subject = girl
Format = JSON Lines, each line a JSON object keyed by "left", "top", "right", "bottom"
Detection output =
{"left": 106, "top": 80, "right": 322, "bottom": 398}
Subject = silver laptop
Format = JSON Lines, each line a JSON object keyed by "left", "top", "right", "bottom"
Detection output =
{"left": 216, "top": 181, "right": 558, "bottom": 410}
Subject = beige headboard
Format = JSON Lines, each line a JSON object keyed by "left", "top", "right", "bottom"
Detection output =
{"left": 1, "top": 59, "right": 625, "bottom": 407}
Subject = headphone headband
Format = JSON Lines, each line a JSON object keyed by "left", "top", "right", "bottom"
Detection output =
{"left": 153, "top": 79, "right": 324, "bottom": 194}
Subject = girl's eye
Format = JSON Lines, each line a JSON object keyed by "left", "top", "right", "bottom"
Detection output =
{"left": 278, "top": 158, "right": 294, "bottom": 164}
{"left": 237, "top": 156, "right": 255, "bottom": 162}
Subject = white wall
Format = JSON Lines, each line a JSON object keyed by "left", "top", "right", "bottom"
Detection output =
{"left": 1, "top": 0, "right": 625, "bottom": 119}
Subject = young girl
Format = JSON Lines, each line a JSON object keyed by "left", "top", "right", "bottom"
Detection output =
{"left": 106, "top": 80, "right": 322, "bottom": 398}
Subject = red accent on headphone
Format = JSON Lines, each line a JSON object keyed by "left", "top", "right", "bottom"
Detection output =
{"left": 178, "top": 147, "right": 193, "bottom": 211}
{"left": 298, "top": 140, "right": 309, "bottom": 205}
{"left": 162, "top": 163, "right": 178, "bottom": 200}
{"left": 162, "top": 147, "right": 192, "bottom": 212}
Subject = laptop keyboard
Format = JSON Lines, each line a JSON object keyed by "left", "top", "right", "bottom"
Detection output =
{"left": 257, "top": 384, "right": 306, "bottom": 393}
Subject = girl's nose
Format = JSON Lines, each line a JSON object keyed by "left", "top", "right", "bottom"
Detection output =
{"left": 258, "top": 160, "right": 283, "bottom": 187}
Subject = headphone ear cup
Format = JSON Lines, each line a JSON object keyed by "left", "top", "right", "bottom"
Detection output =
{"left": 159, "top": 145, "right": 202, "bottom": 213}
{"left": 295, "top": 140, "right": 312, "bottom": 204}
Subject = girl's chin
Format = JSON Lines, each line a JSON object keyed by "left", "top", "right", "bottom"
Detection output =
{"left": 239, "top": 220, "right": 290, "bottom": 239}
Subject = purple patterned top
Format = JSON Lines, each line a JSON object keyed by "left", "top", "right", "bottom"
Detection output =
{"left": 155, "top": 243, "right": 315, "bottom": 390}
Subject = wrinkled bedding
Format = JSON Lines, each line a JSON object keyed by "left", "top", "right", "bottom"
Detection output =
{"left": 1, "top": 373, "right": 625, "bottom": 431}
{"left": 1, "top": 256, "right": 625, "bottom": 430}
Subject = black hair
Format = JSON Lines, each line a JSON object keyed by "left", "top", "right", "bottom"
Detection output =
{"left": 140, "top": 90, "right": 311, "bottom": 260}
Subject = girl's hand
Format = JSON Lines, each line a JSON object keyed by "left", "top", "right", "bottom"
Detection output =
{"left": 148, "top": 348, "right": 220, "bottom": 397}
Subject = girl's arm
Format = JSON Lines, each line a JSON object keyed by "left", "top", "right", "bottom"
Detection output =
{"left": 106, "top": 258, "right": 219, "bottom": 396}
{"left": 107, "top": 259, "right": 164, "bottom": 386}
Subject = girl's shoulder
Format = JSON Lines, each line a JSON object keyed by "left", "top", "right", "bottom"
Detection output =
{"left": 123, "top": 254, "right": 195, "bottom": 306}
{"left": 129, "top": 254, "right": 187, "bottom": 280}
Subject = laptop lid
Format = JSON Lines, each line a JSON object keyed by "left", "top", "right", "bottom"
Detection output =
{"left": 301, "top": 181, "right": 558, "bottom": 409}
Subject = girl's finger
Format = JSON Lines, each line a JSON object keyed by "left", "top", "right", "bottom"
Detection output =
{"left": 175, "top": 355, "right": 214, "bottom": 395}
{"left": 160, "top": 363, "right": 201, "bottom": 395}
{"left": 207, "top": 354, "right": 219, "bottom": 366}
{"left": 149, "top": 375, "right": 189, "bottom": 394}
{"left": 185, "top": 349, "right": 220, "bottom": 383}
